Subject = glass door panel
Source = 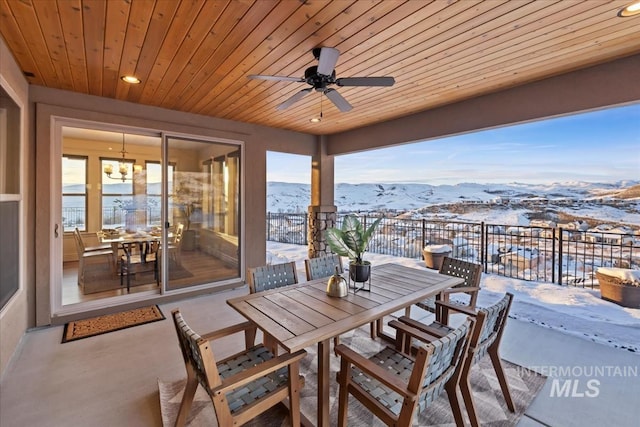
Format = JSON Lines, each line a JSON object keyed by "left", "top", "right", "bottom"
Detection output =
{"left": 61, "top": 128, "right": 162, "bottom": 305}
{"left": 166, "top": 136, "right": 240, "bottom": 290}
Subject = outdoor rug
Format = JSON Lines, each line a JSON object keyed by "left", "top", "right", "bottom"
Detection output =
{"left": 158, "top": 326, "right": 546, "bottom": 426}
{"left": 62, "top": 305, "right": 165, "bottom": 343}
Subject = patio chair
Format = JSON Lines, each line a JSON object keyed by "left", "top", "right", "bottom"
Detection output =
{"left": 247, "top": 261, "right": 299, "bottom": 293}
{"left": 409, "top": 257, "right": 482, "bottom": 324}
{"left": 247, "top": 261, "right": 299, "bottom": 353}
{"left": 390, "top": 293, "right": 515, "bottom": 427}
{"left": 171, "top": 309, "right": 306, "bottom": 427}
{"left": 304, "top": 253, "right": 343, "bottom": 281}
{"left": 335, "top": 317, "right": 475, "bottom": 427}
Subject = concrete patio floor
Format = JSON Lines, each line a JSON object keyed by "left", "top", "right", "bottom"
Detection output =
{"left": 1, "top": 285, "right": 638, "bottom": 426}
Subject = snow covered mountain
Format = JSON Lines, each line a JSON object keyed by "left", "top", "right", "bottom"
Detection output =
{"left": 267, "top": 181, "right": 640, "bottom": 225}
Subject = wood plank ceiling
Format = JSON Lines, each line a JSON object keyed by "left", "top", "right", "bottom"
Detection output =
{"left": 1, "top": 0, "right": 639, "bottom": 135}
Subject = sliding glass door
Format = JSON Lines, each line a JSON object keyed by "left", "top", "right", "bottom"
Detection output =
{"left": 165, "top": 135, "right": 241, "bottom": 290}
{"left": 55, "top": 122, "right": 242, "bottom": 314}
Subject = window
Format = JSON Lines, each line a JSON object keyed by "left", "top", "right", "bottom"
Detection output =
{"left": 62, "top": 155, "right": 88, "bottom": 232}
{"left": 101, "top": 157, "right": 134, "bottom": 229}
{"left": 0, "top": 84, "right": 21, "bottom": 310}
{"left": 145, "top": 161, "right": 174, "bottom": 227}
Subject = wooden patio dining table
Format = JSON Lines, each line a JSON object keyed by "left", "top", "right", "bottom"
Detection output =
{"left": 227, "top": 262, "right": 464, "bottom": 427}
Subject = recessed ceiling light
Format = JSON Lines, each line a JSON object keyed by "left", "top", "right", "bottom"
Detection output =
{"left": 618, "top": 1, "right": 640, "bottom": 17}
{"left": 120, "top": 75, "right": 141, "bottom": 84}
{"left": 309, "top": 117, "right": 322, "bottom": 123}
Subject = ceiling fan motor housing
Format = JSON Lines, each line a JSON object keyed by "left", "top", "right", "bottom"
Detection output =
{"left": 305, "top": 66, "right": 336, "bottom": 91}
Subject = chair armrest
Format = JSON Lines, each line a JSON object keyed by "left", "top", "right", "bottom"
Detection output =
{"left": 335, "top": 344, "right": 416, "bottom": 401}
{"left": 434, "top": 300, "right": 477, "bottom": 317}
{"left": 391, "top": 318, "right": 446, "bottom": 340}
{"left": 212, "top": 349, "right": 307, "bottom": 396}
{"left": 200, "top": 321, "right": 255, "bottom": 341}
{"left": 443, "top": 286, "right": 480, "bottom": 295}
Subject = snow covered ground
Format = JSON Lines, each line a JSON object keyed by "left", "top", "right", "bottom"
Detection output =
{"left": 267, "top": 241, "right": 640, "bottom": 354}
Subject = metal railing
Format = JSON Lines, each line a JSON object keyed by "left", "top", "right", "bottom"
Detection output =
{"left": 62, "top": 207, "right": 162, "bottom": 231}
{"left": 266, "top": 212, "right": 308, "bottom": 245}
{"left": 266, "top": 212, "right": 639, "bottom": 288}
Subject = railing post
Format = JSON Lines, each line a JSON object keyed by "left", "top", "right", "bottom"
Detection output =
{"left": 421, "top": 219, "right": 426, "bottom": 250}
{"left": 303, "top": 214, "right": 308, "bottom": 245}
{"left": 481, "top": 221, "right": 486, "bottom": 273}
{"left": 267, "top": 212, "right": 271, "bottom": 241}
{"left": 551, "top": 227, "right": 557, "bottom": 284}
{"left": 557, "top": 227, "right": 563, "bottom": 285}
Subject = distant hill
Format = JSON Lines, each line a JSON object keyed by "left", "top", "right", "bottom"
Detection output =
{"left": 267, "top": 181, "right": 640, "bottom": 226}
{"left": 610, "top": 184, "right": 640, "bottom": 199}
{"left": 267, "top": 181, "right": 639, "bottom": 212}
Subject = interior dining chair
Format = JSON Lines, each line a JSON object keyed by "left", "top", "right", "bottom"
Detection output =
{"left": 247, "top": 261, "right": 299, "bottom": 353}
{"left": 171, "top": 309, "right": 306, "bottom": 427}
{"left": 335, "top": 317, "right": 475, "bottom": 427}
{"left": 119, "top": 240, "right": 160, "bottom": 292}
{"left": 168, "top": 223, "right": 184, "bottom": 265}
{"left": 74, "top": 227, "right": 112, "bottom": 252}
{"left": 408, "top": 257, "right": 482, "bottom": 324}
{"left": 391, "top": 293, "right": 515, "bottom": 427}
{"left": 73, "top": 228, "right": 115, "bottom": 287}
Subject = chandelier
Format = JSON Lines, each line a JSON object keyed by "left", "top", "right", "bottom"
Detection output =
{"left": 103, "top": 134, "right": 142, "bottom": 182}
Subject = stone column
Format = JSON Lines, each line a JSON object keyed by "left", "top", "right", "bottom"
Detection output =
{"left": 308, "top": 205, "right": 337, "bottom": 259}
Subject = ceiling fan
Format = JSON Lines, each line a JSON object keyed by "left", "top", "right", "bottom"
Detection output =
{"left": 248, "top": 47, "right": 395, "bottom": 112}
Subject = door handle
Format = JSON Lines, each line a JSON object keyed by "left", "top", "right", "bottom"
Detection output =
{"left": 54, "top": 223, "right": 59, "bottom": 238}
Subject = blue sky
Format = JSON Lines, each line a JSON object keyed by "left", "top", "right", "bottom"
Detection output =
{"left": 267, "top": 103, "right": 640, "bottom": 185}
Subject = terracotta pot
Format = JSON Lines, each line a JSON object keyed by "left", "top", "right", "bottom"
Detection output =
{"left": 597, "top": 272, "right": 640, "bottom": 308}
{"left": 423, "top": 249, "right": 451, "bottom": 270}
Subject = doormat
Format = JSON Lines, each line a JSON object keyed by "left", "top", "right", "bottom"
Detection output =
{"left": 62, "top": 305, "right": 165, "bottom": 343}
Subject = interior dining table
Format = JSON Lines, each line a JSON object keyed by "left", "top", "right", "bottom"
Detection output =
{"left": 226, "top": 262, "right": 465, "bottom": 427}
{"left": 99, "top": 231, "right": 164, "bottom": 290}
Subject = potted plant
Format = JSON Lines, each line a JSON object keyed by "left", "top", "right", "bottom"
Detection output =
{"left": 326, "top": 214, "right": 382, "bottom": 283}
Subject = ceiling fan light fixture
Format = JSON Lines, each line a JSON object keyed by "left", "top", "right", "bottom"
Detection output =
{"left": 121, "top": 75, "right": 141, "bottom": 84}
{"left": 309, "top": 117, "right": 322, "bottom": 123}
{"left": 618, "top": 1, "right": 640, "bottom": 16}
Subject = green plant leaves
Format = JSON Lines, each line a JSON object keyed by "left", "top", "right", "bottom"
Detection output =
{"left": 326, "top": 215, "right": 381, "bottom": 264}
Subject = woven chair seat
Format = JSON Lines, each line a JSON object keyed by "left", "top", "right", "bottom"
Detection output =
{"left": 217, "top": 345, "right": 290, "bottom": 413}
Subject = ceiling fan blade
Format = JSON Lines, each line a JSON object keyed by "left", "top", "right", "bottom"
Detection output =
{"left": 248, "top": 74, "right": 304, "bottom": 82}
{"left": 317, "top": 47, "right": 340, "bottom": 76}
{"left": 276, "top": 88, "right": 313, "bottom": 110}
{"left": 324, "top": 88, "right": 352, "bottom": 112}
{"left": 335, "top": 76, "right": 395, "bottom": 87}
